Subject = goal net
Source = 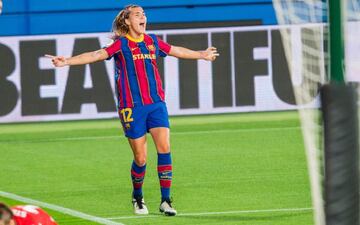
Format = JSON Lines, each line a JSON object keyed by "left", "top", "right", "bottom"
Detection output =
{"left": 273, "top": 1, "right": 360, "bottom": 225}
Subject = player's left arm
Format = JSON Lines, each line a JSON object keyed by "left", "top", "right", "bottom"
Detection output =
{"left": 169, "top": 46, "right": 219, "bottom": 61}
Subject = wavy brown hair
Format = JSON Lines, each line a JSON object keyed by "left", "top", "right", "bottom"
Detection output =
{"left": 112, "top": 4, "right": 141, "bottom": 39}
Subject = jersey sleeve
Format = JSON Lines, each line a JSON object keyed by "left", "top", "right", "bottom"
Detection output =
{"left": 104, "top": 39, "right": 121, "bottom": 58}
{"left": 12, "top": 205, "right": 58, "bottom": 225}
{"left": 157, "top": 36, "right": 171, "bottom": 57}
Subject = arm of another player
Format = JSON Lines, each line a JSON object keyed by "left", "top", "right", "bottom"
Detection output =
{"left": 45, "top": 49, "right": 109, "bottom": 67}
{"left": 169, "top": 46, "right": 219, "bottom": 61}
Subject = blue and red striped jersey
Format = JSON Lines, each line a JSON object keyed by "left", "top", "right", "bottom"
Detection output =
{"left": 105, "top": 33, "right": 171, "bottom": 108}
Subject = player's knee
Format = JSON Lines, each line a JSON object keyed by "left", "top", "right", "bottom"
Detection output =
{"left": 134, "top": 156, "right": 147, "bottom": 166}
{"left": 157, "top": 143, "right": 170, "bottom": 153}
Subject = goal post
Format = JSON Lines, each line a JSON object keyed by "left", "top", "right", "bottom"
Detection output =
{"left": 321, "top": 83, "right": 359, "bottom": 225}
{"left": 321, "top": 1, "right": 359, "bottom": 225}
{"left": 328, "top": 0, "right": 345, "bottom": 83}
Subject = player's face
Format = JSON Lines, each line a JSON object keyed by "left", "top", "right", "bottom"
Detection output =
{"left": 127, "top": 7, "right": 147, "bottom": 35}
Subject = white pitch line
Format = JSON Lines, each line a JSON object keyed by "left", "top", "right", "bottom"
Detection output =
{"left": 4, "top": 126, "right": 300, "bottom": 143}
{"left": 0, "top": 191, "right": 125, "bottom": 225}
{"left": 106, "top": 207, "right": 313, "bottom": 220}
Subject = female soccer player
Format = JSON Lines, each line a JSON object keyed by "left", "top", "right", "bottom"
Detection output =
{"left": 46, "top": 4, "right": 219, "bottom": 216}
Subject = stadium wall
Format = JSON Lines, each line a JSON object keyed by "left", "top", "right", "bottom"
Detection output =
{"left": 0, "top": 24, "right": 335, "bottom": 123}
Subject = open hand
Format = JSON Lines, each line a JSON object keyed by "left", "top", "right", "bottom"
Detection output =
{"left": 45, "top": 54, "right": 68, "bottom": 67}
{"left": 203, "top": 47, "right": 219, "bottom": 61}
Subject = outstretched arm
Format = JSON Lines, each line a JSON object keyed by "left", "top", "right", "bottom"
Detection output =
{"left": 45, "top": 49, "right": 109, "bottom": 67}
{"left": 169, "top": 46, "right": 219, "bottom": 61}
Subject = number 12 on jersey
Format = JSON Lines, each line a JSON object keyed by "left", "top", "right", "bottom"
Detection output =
{"left": 120, "top": 108, "right": 134, "bottom": 123}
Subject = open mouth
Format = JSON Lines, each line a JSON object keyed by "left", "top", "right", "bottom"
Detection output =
{"left": 139, "top": 23, "right": 145, "bottom": 28}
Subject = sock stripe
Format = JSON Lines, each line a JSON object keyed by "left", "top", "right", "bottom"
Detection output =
{"left": 133, "top": 183, "right": 143, "bottom": 189}
{"left": 157, "top": 165, "right": 172, "bottom": 172}
{"left": 159, "top": 180, "right": 171, "bottom": 188}
{"left": 131, "top": 170, "right": 145, "bottom": 177}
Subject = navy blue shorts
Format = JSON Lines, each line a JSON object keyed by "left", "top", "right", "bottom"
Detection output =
{"left": 118, "top": 101, "right": 170, "bottom": 139}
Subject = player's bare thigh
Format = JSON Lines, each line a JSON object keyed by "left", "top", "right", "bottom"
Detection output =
{"left": 149, "top": 127, "right": 170, "bottom": 153}
{"left": 128, "top": 135, "right": 147, "bottom": 166}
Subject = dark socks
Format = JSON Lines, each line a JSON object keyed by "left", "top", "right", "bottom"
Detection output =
{"left": 157, "top": 152, "right": 172, "bottom": 202}
{"left": 131, "top": 161, "right": 146, "bottom": 198}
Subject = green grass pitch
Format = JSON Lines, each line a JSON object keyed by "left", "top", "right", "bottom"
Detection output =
{"left": 0, "top": 111, "right": 313, "bottom": 225}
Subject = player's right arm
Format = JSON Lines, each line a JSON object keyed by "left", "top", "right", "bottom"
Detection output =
{"left": 45, "top": 49, "right": 109, "bottom": 67}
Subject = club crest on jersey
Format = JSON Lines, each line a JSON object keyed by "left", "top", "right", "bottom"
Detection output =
{"left": 147, "top": 45, "right": 155, "bottom": 51}
{"left": 125, "top": 123, "right": 131, "bottom": 129}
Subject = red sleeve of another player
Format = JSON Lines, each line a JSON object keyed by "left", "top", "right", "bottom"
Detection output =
{"left": 104, "top": 39, "right": 121, "bottom": 58}
{"left": 12, "top": 206, "right": 58, "bottom": 225}
{"left": 157, "top": 36, "right": 171, "bottom": 55}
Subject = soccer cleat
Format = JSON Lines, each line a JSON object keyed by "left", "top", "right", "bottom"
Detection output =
{"left": 132, "top": 197, "right": 149, "bottom": 215}
{"left": 159, "top": 199, "right": 177, "bottom": 216}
